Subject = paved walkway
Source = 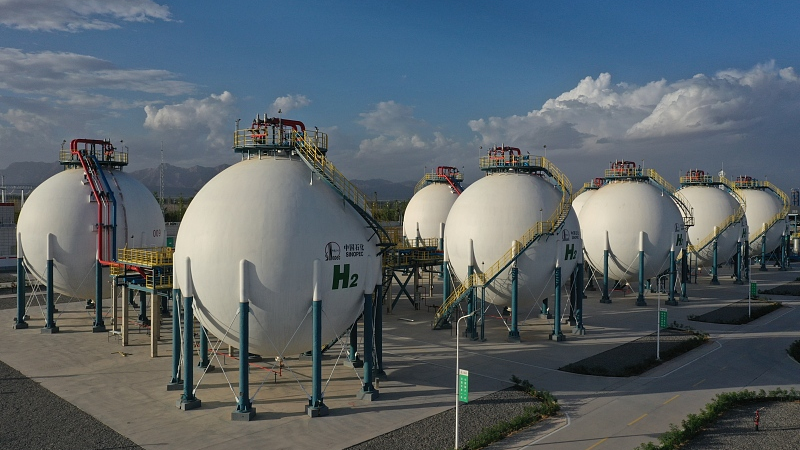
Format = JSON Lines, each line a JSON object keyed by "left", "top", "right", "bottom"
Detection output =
{"left": 1, "top": 265, "right": 798, "bottom": 450}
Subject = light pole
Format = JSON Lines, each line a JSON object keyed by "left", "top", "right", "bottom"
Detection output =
{"left": 455, "top": 311, "right": 476, "bottom": 450}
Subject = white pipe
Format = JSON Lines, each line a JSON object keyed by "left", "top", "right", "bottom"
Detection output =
{"left": 639, "top": 231, "right": 645, "bottom": 252}
{"left": 312, "top": 259, "right": 321, "bottom": 303}
{"left": 183, "top": 257, "right": 194, "bottom": 297}
{"left": 239, "top": 259, "right": 248, "bottom": 303}
{"left": 46, "top": 233, "right": 54, "bottom": 261}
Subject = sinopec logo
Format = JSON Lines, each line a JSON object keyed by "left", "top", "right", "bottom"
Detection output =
{"left": 325, "top": 242, "right": 341, "bottom": 261}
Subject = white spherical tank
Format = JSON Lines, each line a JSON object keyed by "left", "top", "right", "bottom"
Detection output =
{"left": 17, "top": 168, "right": 165, "bottom": 299}
{"left": 580, "top": 181, "right": 683, "bottom": 282}
{"left": 403, "top": 183, "right": 458, "bottom": 241}
{"left": 571, "top": 189, "right": 596, "bottom": 221}
{"left": 445, "top": 173, "right": 580, "bottom": 308}
{"left": 174, "top": 158, "right": 381, "bottom": 358}
{"left": 678, "top": 185, "right": 744, "bottom": 265}
{"left": 741, "top": 188, "right": 786, "bottom": 254}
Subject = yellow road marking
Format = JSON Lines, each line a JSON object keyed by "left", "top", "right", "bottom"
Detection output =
{"left": 693, "top": 378, "right": 706, "bottom": 387}
{"left": 585, "top": 437, "right": 608, "bottom": 450}
{"left": 628, "top": 413, "right": 648, "bottom": 426}
{"left": 663, "top": 394, "right": 680, "bottom": 405}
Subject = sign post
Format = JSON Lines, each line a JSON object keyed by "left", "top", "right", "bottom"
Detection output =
{"left": 458, "top": 369, "right": 469, "bottom": 403}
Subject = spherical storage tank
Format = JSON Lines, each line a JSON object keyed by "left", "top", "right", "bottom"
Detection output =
{"left": 18, "top": 168, "right": 165, "bottom": 299}
{"left": 445, "top": 169, "right": 580, "bottom": 308}
{"left": 403, "top": 183, "right": 456, "bottom": 240}
{"left": 678, "top": 185, "right": 744, "bottom": 265}
{"left": 580, "top": 180, "right": 683, "bottom": 282}
{"left": 174, "top": 157, "right": 381, "bottom": 358}
{"left": 738, "top": 182, "right": 787, "bottom": 254}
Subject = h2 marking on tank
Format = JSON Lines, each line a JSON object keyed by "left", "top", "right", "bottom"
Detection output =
{"left": 564, "top": 243, "right": 578, "bottom": 261}
{"left": 332, "top": 264, "right": 358, "bottom": 290}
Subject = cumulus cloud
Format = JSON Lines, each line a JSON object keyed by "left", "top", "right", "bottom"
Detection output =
{"left": 144, "top": 91, "right": 236, "bottom": 146}
{"left": 0, "top": 0, "right": 172, "bottom": 32}
{"left": 0, "top": 48, "right": 194, "bottom": 100}
{"left": 270, "top": 94, "right": 310, "bottom": 114}
{"left": 470, "top": 61, "right": 800, "bottom": 151}
{"left": 0, "top": 108, "right": 54, "bottom": 133}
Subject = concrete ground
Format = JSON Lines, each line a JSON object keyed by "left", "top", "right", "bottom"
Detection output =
{"left": 1, "top": 264, "right": 798, "bottom": 450}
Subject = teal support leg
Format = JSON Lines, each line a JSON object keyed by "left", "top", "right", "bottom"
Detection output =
{"left": 734, "top": 240, "right": 744, "bottom": 285}
{"left": 508, "top": 267, "right": 520, "bottom": 342}
{"left": 466, "top": 263, "right": 475, "bottom": 340}
{"left": 479, "top": 287, "right": 485, "bottom": 341}
{"left": 357, "top": 288, "right": 379, "bottom": 401}
{"left": 636, "top": 249, "right": 646, "bottom": 306}
{"left": 375, "top": 283, "right": 385, "bottom": 378}
{"left": 14, "top": 254, "right": 28, "bottom": 329}
{"left": 42, "top": 256, "right": 58, "bottom": 334}
{"left": 138, "top": 291, "right": 149, "bottom": 325}
{"left": 666, "top": 248, "right": 678, "bottom": 306}
{"left": 550, "top": 264, "right": 565, "bottom": 341}
{"left": 600, "top": 248, "right": 611, "bottom": 303}
{"left": 711, "top": 238, "right": 720, "bottom": 284}
{"left": 198, "top": 327, "right": 213, "bottom": 370}
{"left": 167, "top": 289, "right": 182, "bottom": 391}
{"left": 345, "top": 320, "right": 362, "bottom": 368}
{"left": 177, "top": 294, "right": 200, "bottom": 410}
{"left": 760, "top": 233, "right": 768, "bottom": 271}
{"left": 680, "top": 249, "right": 688, "bottom": 301}
{"left": 233, "top": 299, "right": 256, "bottom": 420}
{"left": 93, "top": 259, "right": 106, "bottom": 332}
{"left": 306, "top": 275, "right": 327, "bottom": 418}
{"left": 573, "top": 258, "right": 585, "bottom": 335}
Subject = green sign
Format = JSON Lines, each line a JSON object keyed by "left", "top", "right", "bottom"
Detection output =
{"left": 659, "top": 308, "right": 668, "bottom": 329}
{"left": 458, "top": 369, "right": 469, "bottom": 403}
{"left": 750, "top": 282, "right": 757, "bottom": 298}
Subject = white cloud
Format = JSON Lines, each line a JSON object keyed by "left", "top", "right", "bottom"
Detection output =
{"left": 0, "top": 0, "right": 172, "bottom": 32}
{"left": 271, "top": 94, "right": 310, "bottom": 114}
{"left": 144, "top": 91, "right": 236, "bottom": 146}
{"left": 0, "top": 108, "right": 54, "bottom": 133}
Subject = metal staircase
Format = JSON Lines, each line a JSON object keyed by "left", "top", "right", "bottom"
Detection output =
{"left": 734, "top": 176, "right": 790, "bottom": 243}
{"left": 680, "top": 172, "right": 746, "bottom": 254}
{"left": 432, "top": 154, "right": 573, "bottom": 329}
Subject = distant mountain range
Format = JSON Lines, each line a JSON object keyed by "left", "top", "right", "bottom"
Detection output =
{"left": 0, "top": 161, "right": 416, "bottom": 200}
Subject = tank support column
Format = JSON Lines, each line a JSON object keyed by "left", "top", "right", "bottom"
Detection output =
{"left": 711, "top": 229, "right": 720, "bottom": 284}
{"left": 42, "top": 233, "right": 59, "bottom": 334}
{"left": 636, "top": 232, "right": 647, "bottom": 306}
{"left": 508, "top": 266, "right": 520, "bottom": 342}
{"left": 374, "top": 284, "right": 385, "bottom": 378}
{"left": 167, "top": 288, "right": 183, "bottom": 391}
{"left": 14, "top": 236, "right": 28, "bottom": 329}
{"left": 138, "top": 291, "right": 149, "bottom": 325}
{"left": 121, "top": 286, "right": 129, "bottom": 345}
{"left": 734, "top": 238, "right": 744, "bottom": 285}
{"left": 151, "top": 292, "right": 161, "bottom": 358}
{"left": 306, "top": 259, "right": 328, "bottom": 417}
{"left": 234, "top": 260, "right": 256, "bottom": 420}
{"left": 479, "top": 287, "right": 485, "bottom": 341}
{"left": 573, "top": 253, "right": 585, "bottom": 335}
{"left": 680, "top": 247, "right": 689, "bottom": 301}
{"left": 466, "top": 240, "right": 476, "bottom": 339}
{"left": 357, "top": 287, "right": 379, "bottom": 401}
{"left": 600, "top": 231, "right": 611, "bottom": 304}
{"left": 744, "top": 231, "right": 750, "bottom": 282}
{"left": 197, "top": 327, "right": 213, "bottom": 370}
{"left": 780, "top": 232, "right": 788, "bottom": 271}
{"left": 177, "top": 259, "right": 201, "bottom": 411}
{"left": 438, "top": 223, "right": 445, "bottom": 279}
{"left": 93, "top": 258, "right": 106, "bottom": 332}
{"left": 345, "top": 320, "right": 362, "bottom": 368}
{"left": 550, "top": 260, "right": 565, "bottom": 341}
{"left": 666, "top": 244, "right": 678, "bottom": 306}
{"left": 760, "top": 224, "right": 768, "bottom": 271}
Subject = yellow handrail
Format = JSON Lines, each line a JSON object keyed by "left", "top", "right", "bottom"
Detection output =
{"left": 116, "top": 247, "right": 174, "bottom": 267}
{"left": 414, "top": 171, "right": 464, "bottom": 194}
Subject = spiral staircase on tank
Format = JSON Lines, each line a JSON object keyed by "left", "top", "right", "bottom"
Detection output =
{"left": 432, "top": 147, "right": 573, "bottom": 330}
{"left": 680, "top": 171, "right": 746, "bottom": 256}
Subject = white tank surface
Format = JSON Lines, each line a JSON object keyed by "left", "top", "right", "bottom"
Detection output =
{"left": 174, "top": 157, "right": 381, "bottom": 358}
{"left": 738, "top": 185, "right": 787, "bottom": 254}
{"left": 572, "top": 189, "right": 596, "bottom": 220}
{"left": 677, "top": 184, "right": 744, "bottom": 265}
{"left": 18, "top": 168, "right": 165, "bottom": 299}
{"left": 403, "top": 183, "right": 457, "bottom": 241}
{"left": 445, "top": 172, "right": 580, "bottom": 308}
{"left": 580, "top": 181, "right": 684, "bottom": 282}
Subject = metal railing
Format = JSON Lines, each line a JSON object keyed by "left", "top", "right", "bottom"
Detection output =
{"left": 233, "top": 128, "right": 328, "bottom": 152}
{"left": 116, "top": 247, "right": 174, "bottom": 267}
{"left": 59, "top": 149, "right": 128, "bottom": 166}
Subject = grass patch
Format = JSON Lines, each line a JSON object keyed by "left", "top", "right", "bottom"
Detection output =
{"left": 634, "top": 388, "right": 800, "bottom": 450}
{"left": 458, "top": 376, "right": 559, "bottom": 450}
{"left": 687, "top": 299, "right": 781, "bottom": 325}
{"left": 788, "top": 340, "right": 800, "bottom": 363}
{"left": 559, "top": 326, "right": 708, "bottom": 377}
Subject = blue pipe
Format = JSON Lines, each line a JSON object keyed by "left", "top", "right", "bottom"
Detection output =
{"left": 93, "top": 258, "right": 106, "bottom": 332}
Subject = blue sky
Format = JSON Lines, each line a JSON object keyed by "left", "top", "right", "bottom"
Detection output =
{"left": 1, "top": 1, "right": 800, "bottom": 195}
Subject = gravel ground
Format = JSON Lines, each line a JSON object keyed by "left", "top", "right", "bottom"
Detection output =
{"left": 677, "top": 401, "right": 800, "bottom": 450}
{"left": 689, "top": 298, "right": 780, "bottom": 324}
{"left": 560, "top": 328, "right": 704, "bottom": 377}
{"left": 0, "top": 359, "right": 143, "bottom": 450}
{"left": 345, "top": 387, "right": 539, "bottom": 450}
